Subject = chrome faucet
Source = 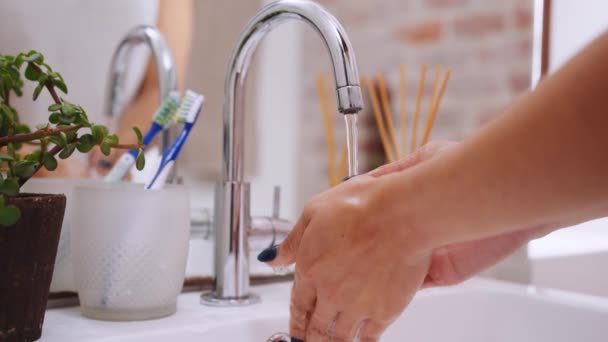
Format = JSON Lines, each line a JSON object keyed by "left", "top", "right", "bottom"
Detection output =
{"left": 104, "top": 25, "right": 177, "bottom": 154}
{"left": 201, "top": 0, "right": 363, "bottom": 306}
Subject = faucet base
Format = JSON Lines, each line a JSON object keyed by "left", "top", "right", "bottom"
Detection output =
{"left": 200, "top": 291, "right": 261, "bottom": 307}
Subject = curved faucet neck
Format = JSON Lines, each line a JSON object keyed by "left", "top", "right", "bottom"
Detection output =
{"left": 222, "top": 0, "right": 363, "bottom": 182}
{"left": 105, "top": 25, "right": 177, "bottom": 119}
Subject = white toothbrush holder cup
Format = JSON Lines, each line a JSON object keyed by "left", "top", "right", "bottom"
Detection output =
{"left": 71, "top": 182, "right": 190, "bottom": 321}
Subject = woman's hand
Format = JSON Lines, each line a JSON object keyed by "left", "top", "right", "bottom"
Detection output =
{"left": 266, "top": 174, "right": 432, "bottom": 341}
{"left": 260, "top": 142, "right": 453, "bottom": 341}
{"left": 261, "top": 141, "right": 552, "bottom": 341}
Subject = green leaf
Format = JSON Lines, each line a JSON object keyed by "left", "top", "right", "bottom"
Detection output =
{"left": 133, "top": 127, "right": 143, "bottom": 144}
{"left": 46, "top": 136, "right": 64, "bottom": 148}
{"left": 13, "top": 54, "right": 24, "bottom": 68}
{"left": 79, "top": 133, "right": 94, "bottom": 145}
{"left": 59, "top": 132, "right": 68, "bottom": 147}
{"left": 14, "top": 124, "right": 30, "bottom": 134}
{"left": 0, "top": 153, "right": 14, "bottom": 161}
{"left": 104, "top": 134, "right": 118, "bottom": 145}
{"left": 0, "top": 178, "right": 19, "bottom": 196}
{"left": 43, "top": 155, "right": 57, "bottom": 171}
{"left": 52, "top": 77, "right": 68, "bottom": 94}
{"left": 0, "top": 205, "right": 20, "bottom": 226}
{"left": 49, "top": 113, "right": 60, "bottom": 124}
{"left": 57, "top": 114, "right": 75, "bottom": 124}
{"left": 48, "top": 104, "right": 62, "bottom": 112}
{"left": 100, "top": 142, "right": 111, "bottom": 156}
{"left": 22, "top": 51, "right": 42, "bottom": 63}
{"left": 135, "top": 150, "right": 145, "bottom": 170}
{"left": 59, "top": 144, "right": 76, "bottom": 159}
{"left": 14, "top": 160, "right": 38, "bottom": 179}
{"left": 64, "top": 130, "right": 76, "bottom": 142}
{"left": 32, "top": 82, "right": 44, "bottom": 101}
{"left": 92, "top": 125, "right": 108, "bottom": 144}
{"left": 76, "top": 141, "right": 93, "bottom": 153}
{"left": 24, "top": 63, "right": 42, "bottom": 81}
{"left": 24, "top": 151, "right": 41, "bottom": 161}
{"left": 60, "top": 103, "right": 76, "bottom": 116}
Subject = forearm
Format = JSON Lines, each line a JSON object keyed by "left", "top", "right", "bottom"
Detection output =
{"left": 381, "top": 31, "right": 608, "bottom": 248}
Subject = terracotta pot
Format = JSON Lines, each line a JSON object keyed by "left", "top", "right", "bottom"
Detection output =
{"left": 0, "top": 194, "right": 66, "bottom": 342}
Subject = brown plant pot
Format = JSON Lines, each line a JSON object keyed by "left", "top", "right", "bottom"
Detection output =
{"left": 0, "top": 194, "right": 66, "bottom": 342}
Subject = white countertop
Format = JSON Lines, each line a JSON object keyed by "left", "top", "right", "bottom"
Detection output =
{"left": 42, "top": 282, "right": 291, "bottom": 342}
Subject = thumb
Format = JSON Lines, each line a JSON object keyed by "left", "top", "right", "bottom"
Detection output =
{"left": 257, "top": 206, "right": 312, "bottom": 267}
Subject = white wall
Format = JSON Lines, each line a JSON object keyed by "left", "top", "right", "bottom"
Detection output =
{"left": 549, "top": 0, "right": 608, "bottom": 72}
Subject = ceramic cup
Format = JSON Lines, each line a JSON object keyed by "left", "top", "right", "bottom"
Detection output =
{"left": 71, "top": 182, "right": 190, "bottom": 321}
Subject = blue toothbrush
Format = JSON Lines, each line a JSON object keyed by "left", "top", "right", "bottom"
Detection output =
{"left": 104, "top": 90, "right": 181, "bottom": 182}
{"left": 145, "top": 90, "right": 204, "bottom": 190}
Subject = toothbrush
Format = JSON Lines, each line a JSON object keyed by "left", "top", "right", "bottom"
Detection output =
{"left": 104, "top": 90, "right": 181, "bottom": 182}
{"left": 145, "top": 90, "right": 204, "bottom": 190}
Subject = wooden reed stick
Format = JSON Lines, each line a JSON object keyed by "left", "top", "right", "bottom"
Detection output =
{"left": 362, "top": 76, "right": 394, "bottom": 162}
{"left": 411, "top": 64, "right": 428, "bottom": 153}
{"left": 399, "top": 64, "right": 407, "bottom": 159}
{"left": 421, "top": 69, "right": 452, "bottom": 146}
{"left": 316, "top": 73, "right": 337, "bottom": 185}
{"left": 421, "top": 65, "right": 443, "bottom": 142}
{"left": 377, "top": 74, "right": 399, "bottom": 161}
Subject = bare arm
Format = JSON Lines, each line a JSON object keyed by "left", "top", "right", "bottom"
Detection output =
{"left": 380, "top": 31, "right": 608, "bottom": 249}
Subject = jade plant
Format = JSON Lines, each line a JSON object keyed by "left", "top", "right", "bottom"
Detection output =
{"left": 0, "top": 50, "right": 145, "bottom": 226}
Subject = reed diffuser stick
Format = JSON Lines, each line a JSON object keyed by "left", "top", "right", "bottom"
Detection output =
{"left": 421, "top": 65, "right": 443, "bottom": 142}
{"left": 316, "top": 73, "right": 337, "bottom": 185}
{"left": 362, "top": 76, "right": 394, "bottom": 162}
{"left": 421, "top": 69, "right": 452, "bottom": 146}
{"left": 411, "top": 64, "right": 428, "bottom": 153}
{"left": 377, "top": 75, "right": 399, "bottom": 160}
{"left": 399, "top": 64, "right": 407, "bottom": 159}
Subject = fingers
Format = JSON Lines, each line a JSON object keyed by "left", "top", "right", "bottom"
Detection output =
{"left": 289, "top": 279, "right": 316, "bottom": 341}
{"left": 264, "top": 205, "right": 313, "bottom": 267}
{"left": 331, "top": 312, "right": 363, "bottom": 341}
{"left": 423, "top": 227, "right": 540, "bottom": 287}
{"left": 306, "top": 300, "right": 336, "bottom": 341}
{"left": 368, "top": 140, "right": 454, "bottom": 178}
{"left": 358, "top": 319, "right": 387, "bottom": 342}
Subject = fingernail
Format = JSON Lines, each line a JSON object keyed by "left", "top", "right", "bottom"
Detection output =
{"left": 257, "top": 245, "right": 278, "bottom": 262}
{"left": 291, "top": 338, "right": 304, "bottom": 342}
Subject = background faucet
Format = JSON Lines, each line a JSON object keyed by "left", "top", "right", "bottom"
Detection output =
{"left": 104, "top": 25, "right": 177, "bottom": 156}
{"left": 201, "top": 0, "right": 363, "bottom": 306}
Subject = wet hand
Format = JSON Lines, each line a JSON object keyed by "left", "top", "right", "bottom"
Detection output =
{"left": 262, "top": 174, "right": 432, "bottom": 341}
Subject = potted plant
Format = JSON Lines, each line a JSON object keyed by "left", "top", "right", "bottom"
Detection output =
{"left": 0, "top": 50, "right": 145, "bottom": 342}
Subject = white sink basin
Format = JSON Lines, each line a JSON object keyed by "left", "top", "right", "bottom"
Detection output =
{"left": 43, "top": 278, "right": 608, "bottom": 341}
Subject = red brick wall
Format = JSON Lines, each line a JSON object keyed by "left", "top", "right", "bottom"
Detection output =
{"left": 296, "top": 0, "right": 533, "bottom": 205}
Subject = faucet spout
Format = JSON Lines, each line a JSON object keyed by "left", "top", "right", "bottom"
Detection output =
{"left": 104, "top": 25, "right": 177, "bottom": 152}
{"left": 202, "top": 0, "right": 363, "bottom": 307}
{"left": 223, "top": 0, "right": 363, "bottom": 182}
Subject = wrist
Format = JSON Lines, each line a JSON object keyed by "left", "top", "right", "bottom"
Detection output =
{"left": 371, "top": 171, "right": 441, "bottom": 254}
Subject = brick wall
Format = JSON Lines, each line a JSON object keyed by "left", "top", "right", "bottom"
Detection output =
{"left": 296, "top": 0, "right": 533, "bottom": 206}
